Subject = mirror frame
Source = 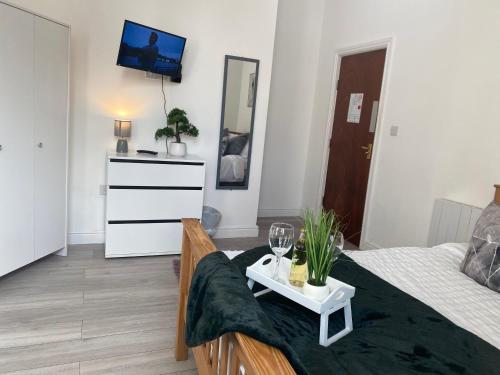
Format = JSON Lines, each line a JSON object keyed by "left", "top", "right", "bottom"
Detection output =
{"left": 216, "top": 55, "right": 260, "bottom": 190}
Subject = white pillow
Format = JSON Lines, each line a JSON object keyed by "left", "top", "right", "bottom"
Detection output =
{"left": 240, "top": 140, "right": 249, "bottom": 158}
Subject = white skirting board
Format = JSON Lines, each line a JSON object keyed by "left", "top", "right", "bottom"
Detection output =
{"left": 428, "top": 199, "right": 482, "bottom": 247}
{"left": 257, "top": 208, "right": 304, "bottom": 217}
{"left": 68, "top": 232, "right": 105, "bottom": 245}
{"left": 213, "top": 225, "right": 259, "bottom": 239}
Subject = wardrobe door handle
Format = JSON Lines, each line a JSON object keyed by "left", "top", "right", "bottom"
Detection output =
{"left": 0, "top": 144, "right": 2, "bottom": 151}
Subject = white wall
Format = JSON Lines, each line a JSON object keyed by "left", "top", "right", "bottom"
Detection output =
{"left": 8, "top": 0, "right": 279, "bottom": 242}
{"left": 302, "top": 0, "right": 500, "bottom": 248}
{"left": 259, "top": 0, "right": 325, "bottom": 217}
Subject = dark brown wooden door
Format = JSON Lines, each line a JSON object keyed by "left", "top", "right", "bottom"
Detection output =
{"left": 323, "top": 49, "right": 386, "bottom": 246}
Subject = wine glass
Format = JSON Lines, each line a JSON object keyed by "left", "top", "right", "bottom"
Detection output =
{"left": 330, "top": 231, "right": 344, "bottom": 262}
{"left": 335, "top": 232, "right": 344, "bottom": 251}
{"left": 268, "top": 223, "right": 294, "bottom": 281}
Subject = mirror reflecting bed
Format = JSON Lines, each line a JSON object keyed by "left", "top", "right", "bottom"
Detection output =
{"left": 216, "top": 55, "right": 259, "bottom": 189}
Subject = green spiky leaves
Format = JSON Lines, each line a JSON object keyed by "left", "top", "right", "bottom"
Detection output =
{"left": 304, "top": 209, "right": 344, "bottom": 286}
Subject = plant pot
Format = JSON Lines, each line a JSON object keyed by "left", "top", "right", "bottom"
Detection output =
{"left": 169, "top": 142, "right": 187, "bottom": 156}
{"left": 303, "top": 281, "right": 330, "bottom": 302}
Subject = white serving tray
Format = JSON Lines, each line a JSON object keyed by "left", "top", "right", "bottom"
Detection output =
{"left": 246, "top": 254, "right": 356, "bottom": 346}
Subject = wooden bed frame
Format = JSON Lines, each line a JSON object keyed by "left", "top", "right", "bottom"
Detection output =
{"left": 175, "top": 186, "right": 499, "bottom": 375}
{"left": 494, "top": 184, "right": 500, "bottom": 205}
{"left": 175, "top": 219, "right": 296, "bottom": 375}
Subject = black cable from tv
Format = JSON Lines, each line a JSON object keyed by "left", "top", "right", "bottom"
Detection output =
{"left": 161, "top": 74, "right": 168, "bottom": 154}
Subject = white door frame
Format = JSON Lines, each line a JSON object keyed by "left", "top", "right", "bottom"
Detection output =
{"left": 316, "top": 37, "right": 395, "bottom": 249}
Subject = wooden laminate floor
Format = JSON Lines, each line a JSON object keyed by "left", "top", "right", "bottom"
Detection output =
{"left": 0, "top": 244, "right": 196, "bottom": 375}
{"left": 213, "top": 216, "right": 306, "bottom": 251}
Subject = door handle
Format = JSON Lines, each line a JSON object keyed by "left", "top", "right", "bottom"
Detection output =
{"left": 37, "top": 142, "right": 43, "bottom": 148}
{"left": 361, "top": 143, "right": 373, "bottom": 160}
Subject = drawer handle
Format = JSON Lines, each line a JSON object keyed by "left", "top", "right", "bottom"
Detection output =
{"left": 108, "top": 219, "right": 182, "bottom": 224}
{"left": 109, "top": 158, "right": 204, "bottom": 166}
{"left": 108, "top": 185, "right": 203, "bottom": 190}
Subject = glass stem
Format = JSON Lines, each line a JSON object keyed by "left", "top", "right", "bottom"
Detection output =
{"left": 274, "top": 255, "right": 281, "bottom": 280}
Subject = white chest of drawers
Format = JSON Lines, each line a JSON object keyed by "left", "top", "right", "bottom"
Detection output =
{"left": 105, "top": 152, "right": 205, "bottom": 258}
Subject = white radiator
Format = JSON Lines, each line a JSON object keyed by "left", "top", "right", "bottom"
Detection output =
{"left": 428, "top": 199, "right": 483, "bottom": 246}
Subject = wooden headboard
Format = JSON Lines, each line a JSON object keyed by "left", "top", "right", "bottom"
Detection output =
{"left": 494, "top": 184, "right": 500, "bottom": 205}
{"left": 428, "top": 185, "right": 499, "bottom": 246}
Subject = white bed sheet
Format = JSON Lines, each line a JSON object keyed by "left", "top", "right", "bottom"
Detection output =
{"left": 224, "top": 244, "right": 500, "bottom": 348}
{"left": 347, "top": 243, "right": 500, "bottom": 349}
{"left": 219, "top": 155, "right": 246, "bottom": 182}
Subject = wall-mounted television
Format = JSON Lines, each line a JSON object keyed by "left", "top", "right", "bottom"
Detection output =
{"left": 116, "top": 20, "right": 186, "bottom": 79}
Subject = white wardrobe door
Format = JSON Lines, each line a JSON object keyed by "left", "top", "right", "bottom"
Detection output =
{"left": 34, "top": 17, "right": 69, "bottom": 259}
{"left": 0, "top": 4, "right": 35, "bottom": 276}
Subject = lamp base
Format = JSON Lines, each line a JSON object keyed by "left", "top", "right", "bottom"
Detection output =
{"left": 116, "top": 139, "right": 128, "bottom": 154}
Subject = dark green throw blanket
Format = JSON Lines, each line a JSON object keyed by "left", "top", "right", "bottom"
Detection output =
{"left": 186, "top": 246, "right": 499, "bottom": 375}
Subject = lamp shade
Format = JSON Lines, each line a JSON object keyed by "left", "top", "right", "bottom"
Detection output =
{"left": 114, "top": 120, "right": 132, "bottom": 138}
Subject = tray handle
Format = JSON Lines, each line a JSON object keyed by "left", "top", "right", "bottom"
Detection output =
{"left": 255, "top": 254, "right": 275, "bottom": 269}
{"left": 327, "top": 286, "right": 349, "bottom": 303}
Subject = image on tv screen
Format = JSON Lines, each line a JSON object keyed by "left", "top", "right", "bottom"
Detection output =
{"left": 117, "top": 20, "right": 186, "bottom": 76}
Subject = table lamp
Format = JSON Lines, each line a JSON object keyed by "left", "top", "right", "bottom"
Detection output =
{"left": 114, "top": 119, "right": 132, "bottom": 153}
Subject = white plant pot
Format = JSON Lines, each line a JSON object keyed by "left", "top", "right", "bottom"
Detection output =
{"left": 169, "top": 142, "right": 187, "bottom": 156}
{"left": 303, "top": 281, "right": 330, "bottom": 302}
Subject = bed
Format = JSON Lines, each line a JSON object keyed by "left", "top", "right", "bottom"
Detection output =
{"left": 348, "top": 243, "right": 500, "bottom": 349}
{"left": 175, "top": 188, "right": 500, "bottom": 374}
{"left": 219, "top": 154, "right": 247, "bottom": 183}
{"left": 219, "top": 132, "right": 249, "bottom": 183}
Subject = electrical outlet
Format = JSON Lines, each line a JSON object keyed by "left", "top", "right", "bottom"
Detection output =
{"left": 99, "top": 184, "right": 107, "bottom": 195}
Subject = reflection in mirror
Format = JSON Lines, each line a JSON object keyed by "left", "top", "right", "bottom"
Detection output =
{"left": 216, "top": 55, "right": 259, "bottom": 190}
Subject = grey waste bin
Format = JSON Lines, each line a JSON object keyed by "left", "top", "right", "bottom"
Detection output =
{"left": 201, "top": 206, "right": 222, "bottom": 237}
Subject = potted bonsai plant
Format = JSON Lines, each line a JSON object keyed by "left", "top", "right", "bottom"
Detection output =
{"left": 155, "top": 108, "right": 199, "bottom": 156}
{"left": 303, "top": 209, "right": 344, "bottom": 301}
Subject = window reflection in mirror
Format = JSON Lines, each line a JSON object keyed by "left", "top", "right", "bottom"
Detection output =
{"left": 216, "top": 55, "right": 259, "bottom": 190}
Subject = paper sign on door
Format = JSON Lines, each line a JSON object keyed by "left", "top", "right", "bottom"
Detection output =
{"left": 347, "top": 93, "right": 364, "bottom": 123}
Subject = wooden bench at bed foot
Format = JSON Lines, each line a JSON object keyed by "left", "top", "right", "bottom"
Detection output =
{"left": 175, "top": 218, "right": 296, "bottom": 375}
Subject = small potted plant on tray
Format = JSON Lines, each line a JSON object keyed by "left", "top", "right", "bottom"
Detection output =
{"left": 155, "top": 108, "right": 199, "bottom": 156}
{"left": 303, "top": 209, "right": 344, "bottom": 301}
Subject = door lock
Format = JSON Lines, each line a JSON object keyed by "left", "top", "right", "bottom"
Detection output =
{"left": 37, "top": 142, "right": 43, "bottom": 148}
{"left": 361, "top": 143, "right": 373, "bottom": 160}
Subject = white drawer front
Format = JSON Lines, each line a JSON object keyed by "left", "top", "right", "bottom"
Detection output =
{"left": 107, "top": 159, "right": 205, "bottom": 187}
{"left": 107, "top": 188, "right": 203, "bottom": 221}
{"left": 105, "top": 222, "right": 182, "bottom": 256}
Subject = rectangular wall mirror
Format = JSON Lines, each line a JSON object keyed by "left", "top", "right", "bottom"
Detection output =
{"left": 216, "top": 55, "right": 259, "bottom": 189}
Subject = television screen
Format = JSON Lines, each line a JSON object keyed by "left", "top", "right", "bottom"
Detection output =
{"left": 117, "top": 20, "right": 186, "bottom": 77}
